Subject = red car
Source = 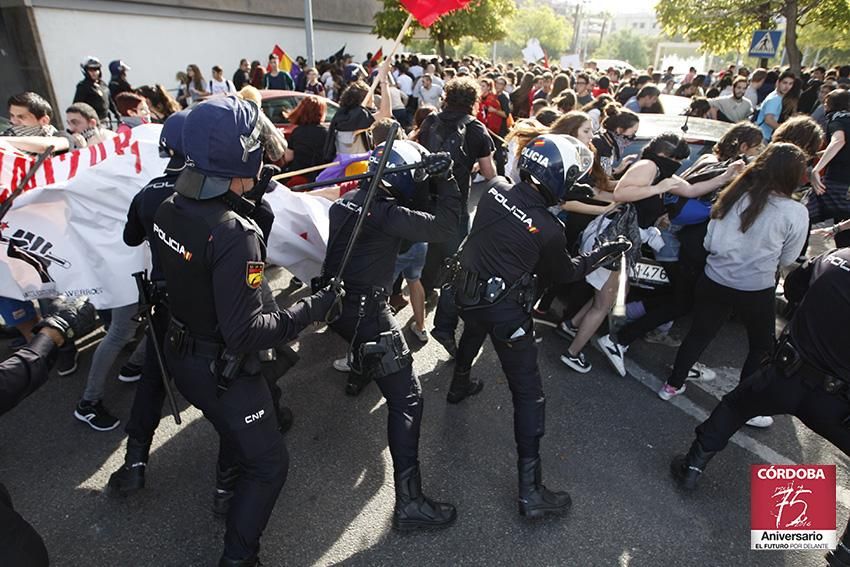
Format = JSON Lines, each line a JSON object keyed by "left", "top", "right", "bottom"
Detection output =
{"left": 259, "top": 90, "right": 339, "bottom": 135}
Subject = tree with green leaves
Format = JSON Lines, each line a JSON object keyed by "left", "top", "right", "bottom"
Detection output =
{"left": 373, "top": 0, "right": 516, "bottom": 59}
{"left": 593, "top": 29, "right": 651, "bottom": 69}
{"left": 502, "top": 2, "right": 573, "bottom": 61}
{"left": 656, "top": 0, "right": 850, "bottom": 76}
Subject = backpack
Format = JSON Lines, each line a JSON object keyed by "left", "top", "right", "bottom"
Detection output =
{"left": 423, "top": 114, "right": 474, "bottom": 176}
{"left": 663, "top": 158, "right": 735, "bottom": 226}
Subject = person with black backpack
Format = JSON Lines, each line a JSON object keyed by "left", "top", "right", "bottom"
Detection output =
{"left": 417, "top": 77, "right": 497, "bottom": 357}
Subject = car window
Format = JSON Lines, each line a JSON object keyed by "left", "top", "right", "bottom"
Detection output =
{"left": 262, "top": 96, "right": 337, "bottom": 124}
{"left": 324, "top": 103, "right": 337, "bottom": 122}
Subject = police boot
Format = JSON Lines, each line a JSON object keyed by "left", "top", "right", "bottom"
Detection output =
{"left": 517, "top": 457, "right": 572, "bottom": 518}
{"left": 212, "top": 464, "right": 241, "bottom": 517}
{"left": 670, "top": 440, "right": 716, "bottom": 491}
{"left": 392, "top": 464, "right": 457, "bottom": 531}
{"left": 218, "top": 554, "right": 259, "bottom": 567}
{"left": 345, "top": 369, "right": 372, "bottom": 397}
{"left": 826, "top": 521, "right": 850, "bottom": 567}
{"left": 446, "top": 368, "right": 483, "bottom": 404}
{"left": 106, "top": 437, "right": 150, "bottom": 497}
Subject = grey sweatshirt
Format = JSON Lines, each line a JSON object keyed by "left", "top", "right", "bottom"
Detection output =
{"left": 704, "top": 193, "right": 808, "bottom": 291}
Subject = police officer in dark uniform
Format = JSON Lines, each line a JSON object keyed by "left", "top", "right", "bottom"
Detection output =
{"left": 448, "top": 134, "right": 630, "bottom": 517}
{"left": 152, "top": 96, "right": 335, "bottom": 567}
{"left": 107, "top": 110, "right": 297, "bottom": 499}
{"left": 74, "top": 57, "right": 113, "bottom": 125}
{"left": 663, "top": 247, "right": 850, "bottom": 565}
{"left": 322, "top": 138, "right": 458, "bottom": 530}
{"left": 0, "top": 298, "right": 91, "bottom": 567}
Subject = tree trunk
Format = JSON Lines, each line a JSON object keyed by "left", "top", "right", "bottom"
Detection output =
{"left": 437, "top": 35, "right": 447, "bottom": 59}
{"left": 783, "top": 0, "right": 803, "bottom": 76}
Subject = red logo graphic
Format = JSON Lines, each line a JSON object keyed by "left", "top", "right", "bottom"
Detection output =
{"left": 751, "top": 465, "right": 836, "bottom": 550}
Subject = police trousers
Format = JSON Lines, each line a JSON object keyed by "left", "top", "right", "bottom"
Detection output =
{"left": 124, "top": 303, "right": 169, "bottom": 444}
{"left": 164, "top": 342, "right": 287, "bottom": 560}
{"left": 331, "top": 297, "right": 422, "bottom": 473}
{"left": 456, "top": 301, "right": 545, "bottom": 459}
{"left": 696, "top": 362, "right": 850, "bottom": 456}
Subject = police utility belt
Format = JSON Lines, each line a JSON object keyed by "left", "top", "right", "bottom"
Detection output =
{"left": 450, "top": 266, "right": 537, "bottom": 312}
{"left": 774, "top": 335, "right": 848, "bottom": 397}
{"left": 167, "top": 318, "right": 279, "bottom": 393}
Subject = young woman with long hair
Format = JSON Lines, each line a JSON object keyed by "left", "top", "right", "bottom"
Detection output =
{"left": 510, "top": 72, "right": 536, "bottom": 119}
{"left": 135, "top": 84, "right": 181, "bottom": 122}
{"left": 283, "top": 95, "right": 329, "bottom": 182}
{"left": 185, "top": 64, "right": 208, "bottom": 103}
{"left": 657, "top": 143, "right": 809, "bottom": 417}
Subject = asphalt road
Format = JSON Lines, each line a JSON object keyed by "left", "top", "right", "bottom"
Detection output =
{"left": 0, "top": 184, "right": 844, "bottom": 567}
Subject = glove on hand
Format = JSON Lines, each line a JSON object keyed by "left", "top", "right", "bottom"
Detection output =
{"left": 35, "top": 297, "right": 95, "bottom": 341}
{"left": 416, "top": 152, "right": 453, "bottom": 180}
{"left": 586, "top": 236, "right": 632, "bottom": 272}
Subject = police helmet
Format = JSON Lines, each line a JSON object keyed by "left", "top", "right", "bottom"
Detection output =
{"left": 368, "top": 140, "right": 428, "bottom": 204}
{"left": 80, "top": 56, "right": 102, "bottom": 74}
{"left": 175, "top": 96, "right": 264, "bottom": 200}
{"left": 518, "top": 134, "right": 594, "bottom": 206}
{"left": 159, "top": 109, "right": 191, "bottom": 172}
{"left": 108, "top": 60, "right": 131, "bottom": 76}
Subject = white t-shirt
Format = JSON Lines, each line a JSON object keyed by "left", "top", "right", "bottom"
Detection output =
{"left": 394, "top": 72, "right": 414, "bottom": 96}
{"left": 209, "top": 78, "right": 235, "bottom": 95}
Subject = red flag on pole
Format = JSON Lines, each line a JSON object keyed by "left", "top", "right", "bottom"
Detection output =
{"left": 399, "top": 0, "right": 473, "bottom": 27}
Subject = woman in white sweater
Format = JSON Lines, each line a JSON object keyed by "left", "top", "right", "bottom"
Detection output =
{"left": 658, "top": 143, "right": 810, "bottom": 412}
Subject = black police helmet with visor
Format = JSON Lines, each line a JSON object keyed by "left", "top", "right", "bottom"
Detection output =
{"left": 518, "top": 134, "right": 594, "bottom": 207}
{"left": 175, "top": 95, "right": 264, "bottom": 200}
{"left": 159, "top": 108, "right": 191, "bottom": 174}
{"left": 368, "top": 139, "right": 431, "bottom": 208}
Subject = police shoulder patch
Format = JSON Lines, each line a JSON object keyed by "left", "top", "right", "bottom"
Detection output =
{"left": 246, "top": 261, "right": 264, "bottom": 289}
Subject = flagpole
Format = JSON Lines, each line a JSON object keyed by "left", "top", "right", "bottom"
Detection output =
{"left": 304, "top": 0, "right": 315, "bottom": 68}
{"left": 366, "top": 13, "right": 414, "bottom": 100}
{"left": 271, "top": 161, "right": 340, "bottom": 181}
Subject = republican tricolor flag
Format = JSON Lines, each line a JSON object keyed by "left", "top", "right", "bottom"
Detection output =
{"left": 270, "top": 44, "right": 301, "bottom": 82}
{"left": 400, "top": 0, "right": 473, "bottom": 27}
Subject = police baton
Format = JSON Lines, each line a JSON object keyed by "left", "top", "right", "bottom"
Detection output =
{"left": 0, "top": 145, "right": 54, "bottom": 223}
{"left": 323, "top": 122, "right": 401, "bottom": 324}
{"left": 132, "top": 270, "right": 182, "bottom": 425}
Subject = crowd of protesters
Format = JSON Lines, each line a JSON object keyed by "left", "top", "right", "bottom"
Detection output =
{"left": 1, "top": 47, "right": 849, "bottom": 432}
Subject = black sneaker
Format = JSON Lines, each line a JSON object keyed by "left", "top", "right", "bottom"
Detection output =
{"left": 560, "top": 351, "right": 592, "bottom": 373}
{"left": 555, "top": 320, "right": 579, "bottom": 340}
{"left": 118, "top": 363, "right": 142, "bottom": 383}
{"left": 57, "top": 343, "right": 79, "bottom": 376}
{"left": 532, "top": 308, "right": 561, "bottom": 328}
{"left": 74, "top": 400, "right": 120, "bottom": 431}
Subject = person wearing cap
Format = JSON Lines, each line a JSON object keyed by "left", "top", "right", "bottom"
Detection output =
{"left": 108, "top": 60, "right": 133, "bottom": 103}
{"left": 152, "top": 95, "right": 335, "bottom": 566}
{"left": 74, "top": 56, "right": 112, "bottom": 123}
{"left": 321, "top": 137, "right": 459, "bottom": 530}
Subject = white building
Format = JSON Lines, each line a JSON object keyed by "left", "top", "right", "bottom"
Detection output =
{"left": 609, "top": 12, "right": 661, "bottom": 38}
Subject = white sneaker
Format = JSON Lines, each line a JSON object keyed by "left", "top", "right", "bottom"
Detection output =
{"left": 408, "top": 321, "right": 429, "bottom": 344}
{"left": 597, "top": 334, "right": 627, "bottom": 377}
{"left": 332, "top": 357, "right": 351, "bottom": 372}
{"left": 658, "top": 383, "right": 686, "bottom": 401}
{"left": 687, "top": 363, "right": 717, "bottom": 382}
{"left": 746, "top": 415, "right": 774, "bottom": 428}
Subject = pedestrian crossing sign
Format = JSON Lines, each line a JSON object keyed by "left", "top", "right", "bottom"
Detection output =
{"left": 749, "top": 30, "right": 782, "bottom": 58}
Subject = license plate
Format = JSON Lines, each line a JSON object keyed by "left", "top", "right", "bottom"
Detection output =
{"left": 632, "top": 261, "right": 669, "bottom": 285}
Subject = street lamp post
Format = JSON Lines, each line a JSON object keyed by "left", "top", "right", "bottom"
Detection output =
{"left": 305, "top": 0, "right": 316, "bottom": 68}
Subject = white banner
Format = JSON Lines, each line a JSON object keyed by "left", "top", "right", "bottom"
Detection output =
{"left": 522, "top": 38, "right": 545, "bottom": 64}
{"left": 0, "top": 124, "right": 331, "bottom": 309}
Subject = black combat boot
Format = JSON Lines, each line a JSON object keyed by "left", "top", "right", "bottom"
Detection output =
{"left": 345, "top": 369, "right": 372, "bottom": 397}
{"left": 392, "top": 464, "right": 457, "bottom": 531}
{"left": 517, "top": 457, "right": 572, "bottom": 518}
{"left": 218, "top": 554, "right": 259, "bottom": 567}
{"left": 826, "top": 520, "right": 850, "bottom": 566}
{"left": 670, "top": 440, "right": 716, "bottom": 491}
{"left": 106, "top": 437, "right": 150, "bottom": 497}
{"left": 446, "top": 368, "right": 484, "bottom": 404}
{"left": 212, "top": 463, "right": 241, "bottom": 516}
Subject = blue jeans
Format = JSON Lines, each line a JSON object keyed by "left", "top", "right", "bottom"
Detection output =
{"left": 82, "top": 303, "right": 142, "bottom": 402}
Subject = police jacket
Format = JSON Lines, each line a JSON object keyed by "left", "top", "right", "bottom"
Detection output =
{"left": 0, "top": 333, "right": 56, "bottom": 417}
{"left": 461, "top": 181, "right": 596, "bottom": 287}
{"left": 789, "top": 247, "right": 850, "bottom": 379}
{"left": 153, "top": 194, "right": 311, "bottom": 353}
{"left": 323, "top": 177, "right": 461, "bottom": 294}
{"left": 73, "top": 78, "right": 111, "bottom": 120}
{"left": 124, "top": 172, "right": 178, "bottom": 282}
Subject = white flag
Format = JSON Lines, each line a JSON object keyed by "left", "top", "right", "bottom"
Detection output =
{"left": 0, "top": 125, "right": 332, "bottom": 309}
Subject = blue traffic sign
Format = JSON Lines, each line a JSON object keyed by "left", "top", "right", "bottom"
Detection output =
{"left": 749, "top": 30, "right": 783, "bottom": 58}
